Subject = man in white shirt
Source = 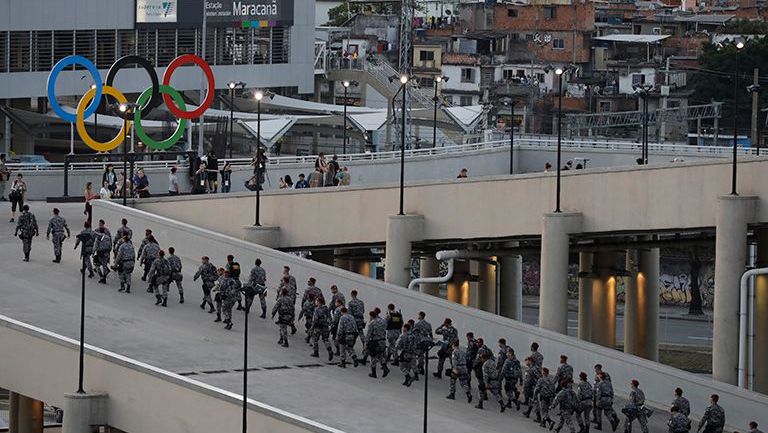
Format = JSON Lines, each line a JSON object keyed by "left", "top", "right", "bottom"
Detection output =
{"left": 168, "top": 166, "right": 180, "bottom": 195}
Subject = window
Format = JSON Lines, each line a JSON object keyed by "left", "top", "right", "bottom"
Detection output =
{"left": 507, "top": 8, "right": 518, "bottom": 17}
{"left": 419, "top": 50, "right": 435, "bottom": 61}
{"left": 525, "top": 34, "right": 534, "bottom": 42}
{"left": 652, "top": 27, "right": 661, "bottom": 35}
{"left": 544, "top": 6, "right": 556, "bottom": 19}
{"left": 668, "top": 100, "right": 681, "bottom": 109}
{"left": 632, "top": 74, "right": 646, "bottom": 85}
{"left": 461, "top": 68, "right": 475, "bottom": 83}
{"left": 503, "top": 69, "right": 515, "bottom": 80}
{"left": 552, "top": 38, "right": 565, "bottom": 49}
{"left": 599, "top": 101, "right": 612, "bottom": 112}
{"left": 536, "top": 73, "right": 545, "bottom": 82}
{"left": 419, "top": 77, "right": 435, "bottom": 88}
{"left": 510, "top": 33, "right": 520, "bottom": 41}
{"left": 444, "top": 95, "right": 454, "bottom": 105}
{"left": 459, "top": 96, "right": 473, "bottom": 106}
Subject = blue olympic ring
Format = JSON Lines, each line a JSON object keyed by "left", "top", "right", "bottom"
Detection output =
{"left": 47, "top": 55, "right": 102, "bottom": 124}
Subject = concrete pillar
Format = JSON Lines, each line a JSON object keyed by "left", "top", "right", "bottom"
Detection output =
{"left": 385, "top": 215, "right": 424, "bottom": 287}
{"left": 753, "top": 228, "right": 768, "bottom": 393}
{"left": 4, "top": 108, "right": 10, "bottom": 155}
{"left": 62, "top": 393, "right": 108, "bottom": 433}
{"left": 476, "top": 259, "right": 497, "bottom": 313}
{"left": 9, "top": 391, "right": 20, "bottom": 433}
{"left": 712, "top": 195, "right": 756, "bottom": 385}
{"left": 311, "top": 250, "right": 335, "bottom": 266}
{"left": 419, "top": 256, "right": 441, "bottom": 296}
{"left": 17, "top": 394, "right": 43, "bottom": 433}
{"left": 539, "top": 212, "right": 582, "bottom": 334}
{"left": 241, "top": 225, "right": 280, "bottom": 248}
{"left": 625, "top": 246, "right": 660, "bottom": 361}
{"left": 591, "top": 251, "right": 617, "bottom": 348}
{"left": 350, "top": 260, "right": 372, "bottom": 278}
{"left": 500, "top": 253, "right": 523, "bottom": 320}
{"left": 333, "top": 248, "right": 350, "bottom": 271}
{"left": 447, "top": 260, "right": 470, "bottom": 306}
{"left": 577, "top": 252, "right": 594, "bottom": 341}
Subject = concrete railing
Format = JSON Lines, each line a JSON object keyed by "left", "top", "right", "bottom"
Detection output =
{"left": 93, "top": 199, "right": 768, "bottom": 432}
{"left": 0, "top": 315, "right": 343, "bottom": 433}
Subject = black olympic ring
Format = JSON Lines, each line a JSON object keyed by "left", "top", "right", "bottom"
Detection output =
{"left": 104, "top": 55, "right": 162, "bottom": 118}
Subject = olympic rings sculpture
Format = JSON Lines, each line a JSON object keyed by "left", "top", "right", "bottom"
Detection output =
{"left": 47, "top": 54, "right": 215, "bottom": 152}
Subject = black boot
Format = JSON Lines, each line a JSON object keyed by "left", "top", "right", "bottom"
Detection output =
{"left": 305, "top": 335, "right": 311, "bottom": 344}
{"left": 125, "top": 285, "right": 131, "bottom": 294}
{"left": 523, "top": 407, "right": 532, "bottom": 418}
{"left": 328, "top": 348, "right": 334, "bottom": 361}
{"left": 225, "top": 322, "right": 233, "bottom": 330}
{"left": 369, "top": 366, "right": 377, "bottom": 378}
{"left": 499, "top": 401, "right": 506, "bottom": 413}
{"left": 412, "top": 373, "right": 419, "bottom": 382}
{"left": 237, "top": 301, "right": 244, "bottom": 311}
{"left": 119, "top": 283, "right": 125, "bottom": 293}
{"left": 338, "top": 360, "right": 347, "bottom": 368}
{"left": 208, "top": 304, "right": 215, "bottom": 314}
{"left": 352, "top": 356, "right": 359, "bottom": 368}
{"left": 360, "top": 356, "right": 368, "bottom": 366}
{"left": 594, "top": 424, "right": 602, "bottom": 431}
{"left": 162, "top": 297, "right": 168, "bottom": 307}
{"left": 515, "top": 399, "right": 521, "bottom": 411}
{"left": 382, "top": 364, "right": 390, "bottom": 378}
{"left": 475, "top": 400, "right": 484, "bottom": 410}
{"left": 23, "top": 254, "right": 29, "bottom": 262}
{"left": 98, "top": 277, "right": 107, "bottom": 284}
{"left": 88, "top": 271, "right": 94, "bottom": 278}
{"left": 290, "top": 324, "right": 297, "bottom": 334}
{"left": 467, "top": 393, "right": 473, "bottom": 403}
{"left": 311, "top": 350, "right": 320, "bottom": 358}
{"left": 610, "top": 416, "right": 619, "bottom": 432}
{"left": 147, "top": 286, "right": 153, "bottom": 293}
{"left": 446, "top": 393, "right": 455, "bottom": 400}
{"left": 155, "top": 295, "right": 162, "bottom": 305}
{"left": 200, "top": 301, "right": 206, "bottom": 309}
{"left": 260, "top": 312, "right": 267, "bottom": 319}
{"left": 179, "top": 294, "right": 184, "bottom": 304}
{"left": 215, "top": 314, "right": 222, "bottom": 322}
{"left": 433, "top": 370, "right": 443, "bottom": 379}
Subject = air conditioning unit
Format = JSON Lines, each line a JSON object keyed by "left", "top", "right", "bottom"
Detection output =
{"left": 661, "top": 85, "right": 670, "bottom": 96}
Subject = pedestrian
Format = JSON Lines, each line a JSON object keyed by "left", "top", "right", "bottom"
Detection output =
{"left": 623, "top": 380, "right": 651, "bottom": 433}
{"left": 673, "top": 387, "right": 691, "bottom": 417}
{"left": 413, "top": 311, "right": 433, "bottom": 375}
{"left": 697, "top": 394, "right": 725, "bottom": 433}
{"left": 348, "top": 290, "right": 366, "bottom": 362}
{"left": 272, "top": 288, "right": 295, "bottom": 347}
{"left": 114, "top": 235, "right": 135, "bottom": 293}
{"left": 457, "top": 168, "right": 468, "bottom": 178}
{"left": 295, "top": 173, "right": 310, "bottom": 189}
{"left": 113, "top": 218, "right": 132, "bottom": 258}
{"left": 14, "top": 204, "right": 38, "bottom": 261}
{"left": 530, "top": 342, "right": 544, "bottom": 367}
{"left": 595, "top": 372, "right": 620, "bottom": 431}
{"left": 74, "top": 221, "right": 95, "bottom": 277}
{"left": 193, "top": 162, "right": 208, "bottom": 194}
{"left": 279, "top": 176, "right": 287, "bottom": 189}
{"left": 337, "top": 307, "right": 360, "bottom": 367}
{"left": 219, "top": 269, "right": 238, "bottom": 329}
{"left": 102, "top": 164, "right": 117, "bottom": 196}
{"left": 545, "top": 161, "right": 552, "bottom": 172}
{"left": 329, "top": 285, "right": 345, "bottom": 313}
{"left": 46, "top": 207, "right": 70, "bottom": 263}
{"left": 302, "top": 277, "right": 323, "bottom": 306}
{"left": 340, "top": 167, "right": 351, "bottom": 186}
{"left": 551, "top": 379, "right": 581, "bottom": 433}
{"left": 166, "top": 247, "right": 184, "bottom": 303}
{"left": 476, "top": 352, "right": 506, "bottom": 412}
{"left": 555, "top": 354, "right": 574, "bottom": 392}
{"left": 472, "top": 338, "right": 493, "bottom": 402}
{"left": 224, "top": 255, "right": 243, "bottom": 310}
{"left": 501, "top": 348, "right": 522, "bottom": 410}
{"left": 748, "top": 421, "right": 763, "bottom": 433}
{"left": 496, "top": 338, "right": 510, "bottom": 370}
{"left": 465, "top": 332, "right": 478, "bottom": 379}
{"left": 83, "top": 182, "right": 97, "bottom": 224}
{"left": 331, "top": 298, "right": 343, "bottom": 356}
{"left": 396, "top": 322, "right": 418, "bottom": 386}
{"left": 364, "top": 309, "right": 390, "bottom": 378}
{"left": 668, "top": 405, "right": 691, "bottom": 433}
{"left": 385, "top": 304, "right": 404, "bottom": 365}
{"left": 283, "top": 174, "right": 293, "bottom": 188}
{"left": 193, "top": 256, "right": 217, "bottom": 313}
{"left": 534, "top": 367, "right": 556, "bottom": 429}
{"left": 311, "top": 297, "right": 334, "bottom": 360}
{"left": 99, "top": 180, "right": 111, "bottom": 200}
{"left": 446, "top": 339, "right": 473, "bottom": 403}
{"left": 148, "top": 249, "right": 171, "bottom": 306}
{"left": 92, "top": 226, "right": 112, "bottom": 284}
{"left": 309, "top": 167, "right": 323, "bottom": 188}
{"left": 298, "top": 293, "right": 316, "bottom": 344}
{"left": 328, "top": 155, "right": 339, "bottom": 186}
{"left": 9, "top": 173, "right": 27, "bottom": 223}
{"left": 138, "top": 234, "right": 160, "bottom": 285}
{"left": 115, "top": 172, "right": 131, "bottom": 198}
{"left": 220, "top": 162, "right": 232, "bottom": 193}
{"left": 212, "top": 267, "right": 226, "bottom": 322}
{"left": 0, "top": 153, "right": 9, "bottom": 201}
{"left": 168, "top": 166, "right": 180, "bottom": 195}
{"left": 433, "top": 317, "right": 458, "bottom": 378}
{"left": 577, "top": 372, "right": 594, "bottom": 433}
{"left": 206, "top": 150, "right": 219, "bottom": 193}
{"left": 133, "top": 168, "right": 150, "bottom": 198}
{"left": 247, "top": 258, "right": 268, "bottom": 318}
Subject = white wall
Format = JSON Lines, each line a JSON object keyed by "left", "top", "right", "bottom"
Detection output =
{"left": 618, "top": 67, "right": 657, "bottom": 95}
{"left": 442, "top": 65, "right": 481, "bottom": 93}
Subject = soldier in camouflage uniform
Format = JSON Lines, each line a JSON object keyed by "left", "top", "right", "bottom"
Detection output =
{"left": 310, "top": 297, "right": 334, "bottom": 360}
{"left": 74, "top": 221, "right": 95, "bottom": 277}
{"left": 225, "top": 255, "right": 244, "bottom": 310}
{"left": 211, "top": 267, "right": 226, "bottom": 322}
{"left": 395, "top": 323, "right": 419, "bottom": 386}
{"left": 577, "top": 372, "right": 594, "bottom": 433}
{"left": 166, "top": 247, "right": 184, "bottom": 304}
{"left": 496, "top": 338, "right": 510, "bottom": 370}
{"left": 364, "top": 310, "right": 390, "bottom": 378}
{"left": 298, "top": 293, "right": 316, "bottom": 344}
{"left": 748, "top": 421, "right": 763, "bottom": 433}
{"left": 114, "top": 235, "right": 135, "bottom": 293}
{"left": 348, "top": 290, "right": 366, "bottom": 362}
{"left": 697, "top": 394, "right": 725, "bottom": 433}
{"left": 271, "top": 288, "right": 295, "bottom": 347}
{"left": 329, "top": 285, "right": 345, "bottom": 313}
{"left": 219, "top": 269, "right": 238, "bottom": 330}
{"left": 336, "top": 307, "right": 359, "bottom": 367}
{"left": 331, "top": 298, "right": 343, "bottom": 356}
{"left": 534, "top": 367, "right": 557, "bottom": 429}
{"left": 433, "top": 318, "right": 458, "bottom": 379}
{"left": 667, "top": 405, "right": 691, "bottom": 433}
{"left": 623, "top": 380, "right": 651, "bottom": 433}
{"left": 45, "top": 208, "right": 70, "bottom": 263}
{"left": 148, "top": 249, "right": 171, "bottom": 307}
{"left": 138, "top": 235, "right": 160, "bottom": 289}
{"left": 92, "top": 226, "right": 112, "bottom": 284}
{"left": 522, "top": 356, "right": 542, "bottom": 418}
{"left": 530, "top": 342, "right": 544, "bottom": 368}
{"left": 595, "top": 372, "right": 620, "bottom": 431}
{"left": 14, "top": 205, "right": 38, "bottom": 262}
{"left": 136, "top": 229, "right": 154, "bottom": 281}
{"left": 446, "top": 339, "right": 472, "bottom": 403}
{"left": 248, "top": 258, "right": 268, "bottom": 318}
{"left": 476, "top": 352, "right": 506, "bottom": 412}
{"left": 413, "top": 311, "right": 433, "bottom": 375}
{"left": 555, "top": 355, "right": 574, "bottom": 392}
{"left": 473, "top": 338, "right": 494, "bottom": 401}
{"left": 113, "top": 218, "right": 132, "bottom": 257}
{"left": 193, "top": 256, "right": 217, "bottom": 313}
{"left": 551, "top": 379, "right": 582, "bottom": 433}
{"left": 501, "top": 348, "right": 523, "bottom": 410}
{"left": 672, "top": 388, "right": 691, "bottom": 417}
{"left": 385, "top": 304, "right": 404, "bottom": 365}
{"left": 278, "top": 275, "right": 298, "bottom": 335}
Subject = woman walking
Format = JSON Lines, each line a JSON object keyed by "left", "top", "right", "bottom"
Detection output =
{"left": 83, "top": 182, "right": 98, "bottom": 225}
{"left": 9, "top": 173, "right": 26, "bottom": 223}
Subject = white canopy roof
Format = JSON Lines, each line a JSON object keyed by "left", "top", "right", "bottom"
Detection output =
{"left": 442, "top": 105, "right": 485, "bottom": 133}
{"left": 239, "top": 117, "right": 299, "bottom": 146}
{"left": 347, "top": 110, "right": 390, "bottom": 132}
{"left": 593, "top": 34, "right": 670, "bottom": 44}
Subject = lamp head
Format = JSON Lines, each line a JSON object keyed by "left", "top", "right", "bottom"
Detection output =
{"left": 555, "top": 67, "right": 564, "bottom": 75}
{"left": 255, "top": 91, "right": 264, "bottom": 101}
{"left": 343, "top": 80, "right": 350, "bottom": 88}
{"left": 118, "top": 103, "right": 128, "bottom": 113}
{"left": 400, "top": 75, "right": 409, "bottom": 84}
{"left": 228, "top": 81, "right": 236, "bottom": 89}
{"left": 736, "top": 41, "right": 745, "bottom": 49}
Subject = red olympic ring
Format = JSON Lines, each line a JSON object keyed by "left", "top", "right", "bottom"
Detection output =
{"left": 162, "top": 54, "right": 215, "bottom": 119}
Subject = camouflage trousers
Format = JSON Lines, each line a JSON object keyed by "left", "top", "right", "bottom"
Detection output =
{"left": 94, "top": 251, "right": 110, "bottom": 277}
{"left": 170, "top": 273, "right": 183, "bottom": 295}
{"left": 485, "top": 379, "right": 504, "bottom": 404}
{"left": 554, "top": 409, "right": 582, "bottom": 433}
{"left": 152, "top": 280, "right": 170, "bottom": 299}
{"left": 118, "top": 263, "right": 134, "bottom": 287}
{"left": 595, "top": 403, "right": 619, "bottom": 427}
{"left": 386, "top": 330, "right": 399, "bottom": 361}
{"left": 222, "top": 296, "right": 236, "bottom": 323}
{"left": 51, "top": 232, "right": 66, "bottom": 257}
{"left": 579, "top": 401, "right": 592, "bottom": 429}
{"left": 399, "top": 354, "right": 418, "bottom": 377}
{"left": 20, "top": 237, "right": 32, "bottom": 257}
{"left": 449, "top": 368, "right": 472, "bottom": 396}
{"left": 537, "top": 395, "right": 553, "bottom": 421}
{"left": 624, "top": 407, "right": 649, "bottom": 433}
{"left": 339, "top": 333, "right": 358, "bottom": 361}
{"left": 503, "top": 378, "right": 521, "bottom": 403}
{"left": 435, "top": 345, "right": 452, "bottom": 373}
{"left": 311, "top": 328, "right": 332, "bottom": 352}
{"left": 367, "top": 339, "right": 387, "bottom": 368}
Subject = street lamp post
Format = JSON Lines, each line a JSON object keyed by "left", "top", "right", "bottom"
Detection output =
{"left": 399, "top": 74, "right": 408, "bottom": 215}
{"left": 633, "top": 84, "right": 653, "bottom": 165}
{"left": 432, "top": 76, "right": 448, "bottom": 148}
{"left": 253, "top": 90, "right": 274, "bottom": 226}
{"left": 117, "top": 103, "right": 137, "bottom": 207}
{"left": 504, "top": 98, "right": 516, "bottom": 174}
{"left": 553, "top": 65, "right": 577, "bottom": 213}
{"left": 227, "top": 81, "right": 246, "bottom": 160}
{"left": 242, "top": 297, "right": 251, "bottom": 433}
{"left": 77, "top": 244, "right": 87, "bottom": 393}
{"left": 732, "top": 40, "right": 745, "bottom": 195}
{"left": 341, "top": 81, "right": 358, "bottom": 154}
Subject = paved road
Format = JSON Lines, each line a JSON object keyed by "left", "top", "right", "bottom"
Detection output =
{"left": 0, "top": 202, "right": 690, "bottom": 433}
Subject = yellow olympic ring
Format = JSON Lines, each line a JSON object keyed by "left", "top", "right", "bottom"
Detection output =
{"left": 76, "top": 86, "right": 129, "bottom": 152}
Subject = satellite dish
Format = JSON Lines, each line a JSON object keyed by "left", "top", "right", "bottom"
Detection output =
{"left": 445, "top": 9, "right": 452, "bottom": 15}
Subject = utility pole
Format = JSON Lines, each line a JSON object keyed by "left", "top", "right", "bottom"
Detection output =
{"left": 198, "top": 1, "right": 208, "bottom": 157}
{"left": 752, "top": 68, "right": 759, "bottom": 148}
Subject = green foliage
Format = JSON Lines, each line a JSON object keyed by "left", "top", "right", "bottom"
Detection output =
{"left": 325, "top": 2, "right": 362, "bottom": 26}
{"left": 721, "top": 19, "right": 768, "bottom": 35}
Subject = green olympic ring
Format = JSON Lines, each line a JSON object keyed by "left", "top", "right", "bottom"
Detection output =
{"left": 134, "top": 85, "right": 188, "bottom": 150}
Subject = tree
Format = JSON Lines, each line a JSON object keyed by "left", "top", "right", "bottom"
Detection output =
{"left": 325, "top": 2, "right": 362, "bottom": 27}
{"left": 688, "top": 249, "right": 704, "bottom": 316}
{"left": 721, "top": 19, "right": 768, "bottom": 35}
